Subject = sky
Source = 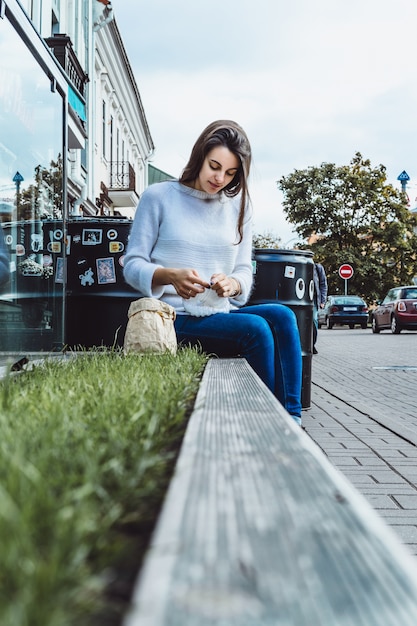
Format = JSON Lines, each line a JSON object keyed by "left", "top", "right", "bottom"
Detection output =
{"left": 114, "top": 0, "right": 417, "bottom": 244}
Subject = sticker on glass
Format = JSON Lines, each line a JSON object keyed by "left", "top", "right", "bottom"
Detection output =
{"left": 31, "top": 233, "right": 43, "bottom": 252}
{"left": 47, "top": 241, "right": 61, "bottom": 253}
{"left": 55, "top": 258, "right": 65, "bottom": 283}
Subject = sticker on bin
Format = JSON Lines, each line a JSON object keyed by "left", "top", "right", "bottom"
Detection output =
{"left": 296, "top": 278, "right": 305, "bottom": 299}
{"left": 79, "top": 267, "right": 95, "bottom": 287}
{"left": 109, "top": 241, "right": 124, "bottom": 253}
{"left": 107, "top": 229, "right": 118, "bottom": 240}
{"left": 96, "top": 258, "right": 116, "bottom": 284}
{"left": 284, "top": 265, "right": 296, "bottom": 279}
{"left": 82, "top": 229, "right": 102, "bottom": 245}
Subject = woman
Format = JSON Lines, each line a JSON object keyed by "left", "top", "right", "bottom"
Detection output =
{"left": 123, "top": 120, "right": 302, "bottom": 424}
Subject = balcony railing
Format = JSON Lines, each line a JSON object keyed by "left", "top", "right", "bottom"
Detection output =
{"left": 44, "top": 34, "right": 89, "bottom": 98}
{"left": 109, "top": 162, "right": 136, "bottom": 192}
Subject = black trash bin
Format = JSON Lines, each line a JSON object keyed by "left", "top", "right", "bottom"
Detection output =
{"left": 248, "top": 248, "right": 314, "bottom": 409}
{"left": 64, "top": 218, "right": 137, "bottom": 348}
{"left": 0, "top": 218, "right": 138, "bottom": 351}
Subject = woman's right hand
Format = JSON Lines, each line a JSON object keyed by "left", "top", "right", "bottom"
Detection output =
{"left": 153, "top": 267, "right": 210, "bottom": 299}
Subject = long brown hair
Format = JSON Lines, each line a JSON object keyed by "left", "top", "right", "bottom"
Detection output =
{"left": 180, "top": 120, "right": 252, "bottom": 243}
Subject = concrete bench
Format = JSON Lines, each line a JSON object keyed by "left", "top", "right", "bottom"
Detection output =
{"left": 124, "top": 358, "right": 417, "bottom": 626}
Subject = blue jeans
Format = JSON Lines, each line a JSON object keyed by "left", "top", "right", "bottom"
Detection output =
{"left": 174, "top": 303, "right": 302, "bottom": 422}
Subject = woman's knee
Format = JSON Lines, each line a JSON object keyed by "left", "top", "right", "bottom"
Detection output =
{"left": 259, "top": 303, "right": 298, "bottom": 331}
{"left": 238, "top": 315, "right": 274, "bottom": 352}
{"left": 249, "top": 314, "right": 273, "bottom": 336}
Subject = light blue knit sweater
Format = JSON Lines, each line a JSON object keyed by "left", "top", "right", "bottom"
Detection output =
{"left": 123, "top": 180, "right": 253, "bottom": 312}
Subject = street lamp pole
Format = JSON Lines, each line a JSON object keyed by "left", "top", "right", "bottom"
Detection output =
{"left": 397, "top": 170, "right": 410, "bottom": 196}
{"left": 13, "top": 171, "right": 24, "bottom": 219}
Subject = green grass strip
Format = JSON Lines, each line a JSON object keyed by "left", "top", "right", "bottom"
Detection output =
{"left": 0, "top": 347, "right": 208, "bottom": 626}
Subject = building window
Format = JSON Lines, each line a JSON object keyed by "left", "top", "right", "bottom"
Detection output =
{"left": 110, "top": 115, "right": 113, "bottom": 161}
{"left": 51, "top": 8, "right": 59, "bottom": 35}
{"left": 102, "top": 100, "right": 106, "bottom": 159}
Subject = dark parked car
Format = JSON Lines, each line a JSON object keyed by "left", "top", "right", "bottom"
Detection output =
{"left": 372, "top": 285, "right": 417, "bottom": 334}
{"left": 318, "top": 295, "right": 369, "bottom": 329}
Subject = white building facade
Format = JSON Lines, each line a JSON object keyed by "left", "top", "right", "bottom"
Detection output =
{"left": 24, "top": 0, "right": 154, "bottom": 218}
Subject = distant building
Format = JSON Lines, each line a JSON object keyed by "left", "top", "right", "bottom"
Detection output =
{"left": 148, "top": 165, "right": 176, "bottom": 186}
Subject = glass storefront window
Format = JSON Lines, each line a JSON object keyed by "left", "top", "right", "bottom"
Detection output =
{"left": 0, "top": 14, "right": 64, "bottom": 355}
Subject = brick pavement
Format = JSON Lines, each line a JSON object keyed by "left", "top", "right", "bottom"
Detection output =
{"left": 303, "top": 327, "right": 417, "bottom": 555}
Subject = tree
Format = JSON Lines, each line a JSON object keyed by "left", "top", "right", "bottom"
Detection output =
{"left": 19, "top": 155, "right": 63, "bottom": 220}
{"left": 253, "top": 231, "right": 283, "bottom": 249}
{"left": 278, "top": 153, "right": 417, "bottom": 303}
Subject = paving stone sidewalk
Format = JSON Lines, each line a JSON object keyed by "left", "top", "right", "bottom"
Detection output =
{"left": 303, "top": 328, "right": 417, "bottom": 555}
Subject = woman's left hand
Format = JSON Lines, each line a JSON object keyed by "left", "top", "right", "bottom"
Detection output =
{"left": 210, "top": 273, "right": 239, "bottom": 298}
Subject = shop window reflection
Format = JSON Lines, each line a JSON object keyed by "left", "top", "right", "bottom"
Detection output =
{"left": 0, "top": 15, "right": 64, "bottom": 355}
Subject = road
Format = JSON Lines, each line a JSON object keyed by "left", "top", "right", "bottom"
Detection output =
{"left": 304, "top": 326, "right": 417, "bottom": 554}
{"left": 309, "top": 326, "right": 417, "bottom": 437}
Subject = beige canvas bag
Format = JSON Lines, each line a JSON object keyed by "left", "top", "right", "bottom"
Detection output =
{"left": 124, "top": 298, "right": 177, "bottom": 355}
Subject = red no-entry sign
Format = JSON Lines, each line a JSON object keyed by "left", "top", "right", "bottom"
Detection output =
{"left": 339, "top": 264, "right": 354, "bottom": 280}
